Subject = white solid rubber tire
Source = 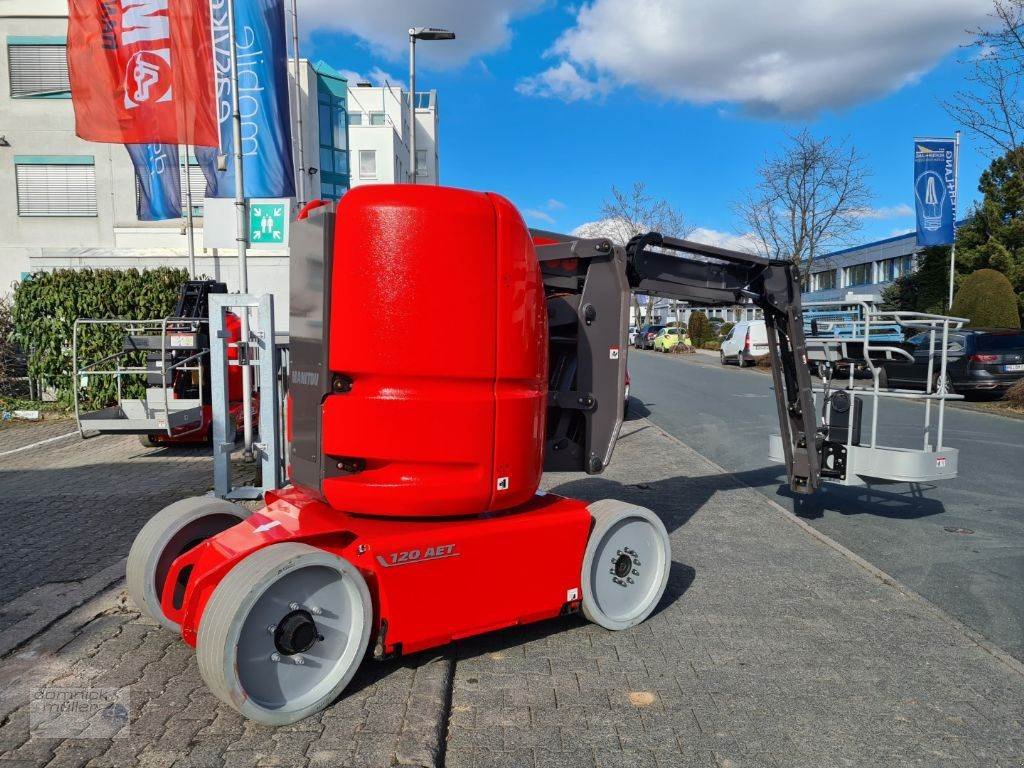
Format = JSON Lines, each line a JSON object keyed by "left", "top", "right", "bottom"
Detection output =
{"left": 581, "top": 499, "right": 671, "bottom": 631}
{"left": 196, "top": 542, "right": 373, "bottom": 726}
{"left": 126, "top": 495, "right": 248, "bottom": 632}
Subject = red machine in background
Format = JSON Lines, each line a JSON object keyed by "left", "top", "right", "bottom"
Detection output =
{"left": 74, "top": 280, "right": 253, "bottom": 446}
{"left": 128, "top": 185, "right": 820, "bottom": 724}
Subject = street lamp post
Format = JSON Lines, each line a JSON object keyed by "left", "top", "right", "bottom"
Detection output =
{"left": 408, "top": 27, "right": 454, "bottom": 184}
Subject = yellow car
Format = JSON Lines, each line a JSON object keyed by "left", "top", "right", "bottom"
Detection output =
{"left": 652, "top": 327, "right": 691, "bottom": 352}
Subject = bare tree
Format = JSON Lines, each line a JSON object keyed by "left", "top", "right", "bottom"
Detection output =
{"left": 575, "top": 182, "right": 691, "bottom": 325}
{"left": 734, "top": 129, "right": 872, "bottom": 281}
{"left": 944, "top": 0, "right": 1024, "bottom": 158}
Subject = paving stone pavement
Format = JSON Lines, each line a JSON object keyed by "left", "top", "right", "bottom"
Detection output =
{"left": 0, "top": 431, "right": 253, "bottom": 630}
{"left": 0, "top": 417, "right": 1022, "bottom": 767}
{"left": 0, "top": 418, "right": 78, "bottom": 456}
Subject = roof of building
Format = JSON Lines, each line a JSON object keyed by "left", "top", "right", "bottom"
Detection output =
{"left": 823, "top": 230, "right": 915, "bottom": 259}
{"left": 312, "top": 61, "right": 347, "bottom": 81}
{"left": 821, "top": 219, "right": 968, "bottom": 260}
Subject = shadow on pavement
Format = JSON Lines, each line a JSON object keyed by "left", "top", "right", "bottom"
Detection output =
{"left": 782, "top": 479, "right": 947, "bottom": 521}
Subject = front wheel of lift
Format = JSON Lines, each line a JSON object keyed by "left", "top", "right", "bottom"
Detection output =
{"left": 197, "top": 543, "right": 372, "bottom": 725}
{"left": 581, "top": 499, "right": 671, "bottom": 630}
{"left": 127, "top": 496, "right": 248, "bottom": 632}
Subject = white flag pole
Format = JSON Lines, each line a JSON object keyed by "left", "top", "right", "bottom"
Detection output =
{"left": 290, "top": 0, "right": 306, "bottom": 205}
{"left": 225, "top": 0, "right": 254, "bottom": 460}
{"left": 947, "top": 130, "right": 961, "bottom": 310}
{"left": 184, "top": 146, "right": 196, "bottom": 279}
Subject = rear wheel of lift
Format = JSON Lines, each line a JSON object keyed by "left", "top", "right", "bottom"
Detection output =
{"left": 581, "top": 499, "right": 671, "bottom": 630}
{"left": 197, "top": 542, "right": 372, "bottom": 725}
{"left": 127, "top": 496, "right": 248, "bottom": 632}
{"left": 138, "top": 434, "right": 159, "bottom": 448}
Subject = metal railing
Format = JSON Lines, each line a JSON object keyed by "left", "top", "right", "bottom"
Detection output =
{"left": 72, "top": 317, "right": 209, "bottom": 439}
{"left": 803, "top": 298, "right": 969, "bottom": 455}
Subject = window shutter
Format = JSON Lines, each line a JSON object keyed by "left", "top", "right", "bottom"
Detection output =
{"left": 180, "top": 163, "right": 208, "bottom": 213}
{"left": 16, "top": 164, "right": 98, "bottom": 217}
{"left": 8, "top": 44, "right": 70, "bottom": 97}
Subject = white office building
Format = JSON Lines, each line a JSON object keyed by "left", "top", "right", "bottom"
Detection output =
{"left": 0, "top": 2, "right": 442, "bottom": 321}
{"left": 345, "top": 82, "right": 439, "bottom": 187}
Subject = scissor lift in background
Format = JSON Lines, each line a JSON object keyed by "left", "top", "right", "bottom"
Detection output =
{"left": 770, "top": 295, "right": 968, "bottom": 486}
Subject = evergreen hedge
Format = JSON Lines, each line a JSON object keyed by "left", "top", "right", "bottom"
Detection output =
{"left": 687, "top": 310, "right": 711, "bottom": 346}
{"left": 12, "top": 268, "right": 190, "bottom": 409}
{"left": 950, "top": 269, "right": 1021, "bottom": 329}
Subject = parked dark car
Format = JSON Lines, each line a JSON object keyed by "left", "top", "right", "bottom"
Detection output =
{"left": 634, "top": 324, "right": 666, "bottom": 350}
{"left": 877, "top": 329, "right": 1024, "bottom": 396}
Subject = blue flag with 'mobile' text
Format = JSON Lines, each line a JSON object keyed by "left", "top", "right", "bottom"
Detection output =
{"left": 914, "top": 138, "right": 957, "bottom": 246}
{"left": 198, "top": 0, "right": 295, "bottom": 199}
{"left": 127, "top": 143, "right": 182, "bottom": 220}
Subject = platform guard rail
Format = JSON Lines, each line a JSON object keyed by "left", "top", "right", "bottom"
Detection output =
{"left": 72, "top": 317, "right": 208, "bottom": 439}
{"left": 769, "top": 298, "right": 969, "bottom": 486}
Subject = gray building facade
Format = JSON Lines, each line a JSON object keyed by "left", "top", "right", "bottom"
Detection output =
{"left": 804, "top": 231, "right": 919, "bottom": 304}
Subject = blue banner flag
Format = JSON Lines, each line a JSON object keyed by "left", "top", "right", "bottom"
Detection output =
{"left": 127, "top": 143, "right": 182, "bottom": 221}
{"left": 199, "top": 0, "right": 296, "bottom": 199}
{"left": 914, "top": 138, "right": 957, "bottom": 246}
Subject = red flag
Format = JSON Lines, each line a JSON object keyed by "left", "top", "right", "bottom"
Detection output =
{"left": 68, "top": 0, "right": 218, "bottom": 147}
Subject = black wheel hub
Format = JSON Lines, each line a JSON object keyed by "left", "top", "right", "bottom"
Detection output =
{"left": 274, "top": 609, "right": 321, "bottom": 655}
{"left": 614, "top": 553, "right": 633, "bottom": 578}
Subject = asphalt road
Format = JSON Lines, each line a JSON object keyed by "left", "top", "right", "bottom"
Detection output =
{"left": 626, "top": 347, "right": 1024, "bottom": 660}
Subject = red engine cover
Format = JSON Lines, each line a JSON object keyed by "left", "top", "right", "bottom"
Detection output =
{"left": 322, "top": 185, "right": 548, "bottom": 517}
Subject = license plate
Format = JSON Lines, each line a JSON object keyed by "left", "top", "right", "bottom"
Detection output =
{"left": 1006, "top": 363, "right": 1024, "bottom": 372}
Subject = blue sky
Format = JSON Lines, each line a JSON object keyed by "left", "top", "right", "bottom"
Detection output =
{"left": 303, "top": 0, "right": 996, "bottom": 251}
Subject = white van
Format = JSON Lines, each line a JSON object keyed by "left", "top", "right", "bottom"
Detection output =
{"left": 720, "top": 320, "right": 769, "bottom": 367}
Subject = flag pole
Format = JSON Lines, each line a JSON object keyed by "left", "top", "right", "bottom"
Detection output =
{"left": 226, "top": 0, "right": 254, "bottom": 460}
{"left": 947, "top": 130, "right": 961, "bottom": 310}
{"left": 184, "top": 145, "right": 196, "bottom": 279}
{"left": 289, "top": 0, "right": 306, "bottom": 205}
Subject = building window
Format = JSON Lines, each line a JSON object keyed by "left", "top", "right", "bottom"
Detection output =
{"left": 359, "top": 150, "right": 377, "bottom": 178}
{"left": 415, "top": 149, "right": 427, "bottom": 177}
{"left": 348, "top": 112, "right": 362, "bottom": 126}
{"left": 180, "top": 160, "right": 205, "bottom": 217}
{"left": 878, "top": 254, "right": 913, "bottom": 282}
{"left": 316, "top": 70, "right": 349, "bottom": 199}
{"left": 811, "top": 269, "right": 836, "bottom": 291}
{"left": 7, "top": 38, "right": 70, "bottom": 98}
{"left": 16, "top": 156, "right": 97, "bottom": 216}
{"left": 843, "top": 262, "right": 873, "bottom": 287}
{"left": 369, "top": 112, "right": 385, "bottom": 126}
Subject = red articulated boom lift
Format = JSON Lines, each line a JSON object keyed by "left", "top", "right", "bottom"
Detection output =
{"left": 127, "top": 185, "right": 822, "bottom": 724}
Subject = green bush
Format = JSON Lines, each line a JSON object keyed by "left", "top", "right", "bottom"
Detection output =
{"left": 950, "top": 269, "right": 1021, "bottom": 328}
{"left": 701, "top": 340, "right": 721, "bottom": 351}
{"left": 688, "top": 311, "right": 711, "bottom": 345}
{"left": 0, "top": 294, "right": 18, "bottom": 397}
{"left": 12, "top": 267, "right": 190, "bottom": 409}
{"left": 719, "top": 321, "right": 735, "bottom": 339}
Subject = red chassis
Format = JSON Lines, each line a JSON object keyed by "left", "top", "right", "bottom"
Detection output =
{"left": 163, "top": 486, "right": 593, "bottom": 656}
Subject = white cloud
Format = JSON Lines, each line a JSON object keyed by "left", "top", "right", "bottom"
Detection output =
{"left": 545, "top": 198, "right": 566, "bottom": 210}
{"left": 890, "top": 226, "right": 916, "bottom": 237}
{"left": 850, "top": 203, "right": 914, "bottom": 220}
{"left": 338, "top": 67, "right": 400, "bottom": 87}
{"left": 524, "top": 208, "right": 556, "bottom": 225}
{"left": 302, "top": 0, "right": 544, "bottom": 66}
{"left": 688, "top": 227, "right": 763, "bottom": 254}
{"left": 516, "top": 61, "right": 609, "bottom": 101}
{"left": 527, "top": 0, "right": 990, "bottom": 115}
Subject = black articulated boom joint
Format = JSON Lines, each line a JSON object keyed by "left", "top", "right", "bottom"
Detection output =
{"left": 529, "top": 227, "right": 822, "bottom": 495}
{"left": 623, "top": 232, "right": 822, "bottom": 494}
